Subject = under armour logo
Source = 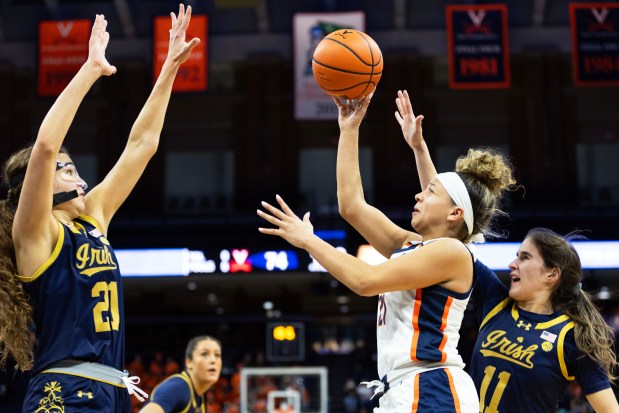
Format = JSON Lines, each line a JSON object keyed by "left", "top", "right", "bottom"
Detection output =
{"left": 77, "top": 391, "right": 93, "bottom": 399}
{"left": 517, "top": 320, "right": 531, "bottom": 331}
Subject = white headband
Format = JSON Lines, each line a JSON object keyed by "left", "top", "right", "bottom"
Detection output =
{"left": 435, "top": 172, "right": 478, "bottom": 240}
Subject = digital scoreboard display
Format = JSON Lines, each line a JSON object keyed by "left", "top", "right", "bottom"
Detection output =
{"left": 115, "top": 240, "right": 619, "bottom": 277}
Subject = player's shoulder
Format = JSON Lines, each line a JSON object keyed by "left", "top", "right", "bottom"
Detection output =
{"left": 158, "top": 373, "right": 192, "bottom": 392}
{"left": 423, "top": 237, "right": 471, "bottom": 255}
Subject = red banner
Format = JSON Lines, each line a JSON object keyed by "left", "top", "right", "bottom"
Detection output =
{"left": 38, "top": 19, "right": 91, "bottom": 96}
{"left": 446, "top": 4, "right": 510, "bottom": 89}
{"left": 570, "top": 3, "right": 619, "bottom": 87}
{"left": 154, "top": 14, "right": 208, "bottom": 92}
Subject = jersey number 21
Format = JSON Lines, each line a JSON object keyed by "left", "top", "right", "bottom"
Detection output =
{"left": 92, "top": 281, "right": 120, "bottom": 332}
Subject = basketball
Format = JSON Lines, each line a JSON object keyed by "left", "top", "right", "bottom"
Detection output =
{"left": 311, "top": 29, "right": 383, "bottom": 100}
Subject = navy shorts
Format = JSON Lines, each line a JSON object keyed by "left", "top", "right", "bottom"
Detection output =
{"left": 22, "top": 372, "right": 131, "bottom": 413}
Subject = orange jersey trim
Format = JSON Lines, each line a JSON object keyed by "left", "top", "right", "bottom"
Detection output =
{"left": 411, "top": 373, "right": 421, "bottom": 412}
{"left": 445, "top": 368, "right": 462, "bottom": 413}
{"left": 410, "top": 289, "right": 423, "bottom": 361}
{"left": 438, "top": 296, "right": 454, "bottom": 362}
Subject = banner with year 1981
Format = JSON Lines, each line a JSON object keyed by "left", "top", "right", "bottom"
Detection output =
{"left": 570, "top": 3, "right": 619, "bottom": 87}
{"left": 446, "top": 4, "right": 510, "bottom": 89}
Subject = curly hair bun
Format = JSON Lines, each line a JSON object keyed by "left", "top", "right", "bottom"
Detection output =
{"left": 455, "top": 148, "right": 515, "bottom": 194}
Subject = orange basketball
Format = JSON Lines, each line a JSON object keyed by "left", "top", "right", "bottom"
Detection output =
{"left": 312, "top": 29, "right": 383, "bottom": 100}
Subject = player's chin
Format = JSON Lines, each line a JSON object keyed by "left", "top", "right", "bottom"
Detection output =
{"left": 204, "top": 370, "right": 220, "bottom": 381}
{"left": 507, "top": 285, "right": 521, "bottom": 300}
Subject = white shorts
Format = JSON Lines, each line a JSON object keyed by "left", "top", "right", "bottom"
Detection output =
{"left": 374, "top": 367, "right": 478, "bottom": 413}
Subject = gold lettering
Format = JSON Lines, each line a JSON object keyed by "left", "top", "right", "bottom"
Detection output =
{"left": 103, "top": 245, "right": 113, "bottom": 265}
{"left": 480, "top": 330, "right": 538, "bottom": 368}
{"left": 75, "top": 244, "right": 89, "bottom": 269}
{"left": 90, "top": 248, "right": 101, "bottom": 266}
{"left": 74, "top": 243, "right": 118, "bottom": 277}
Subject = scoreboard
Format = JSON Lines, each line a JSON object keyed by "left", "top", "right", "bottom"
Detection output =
{"left": 115, "top": 240, "right": 619, "bottom": 277}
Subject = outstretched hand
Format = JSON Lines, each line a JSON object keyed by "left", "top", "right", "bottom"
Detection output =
{"left": 395, "top": 90, "right": 424, "bottom": 150}
{"left": 332, "top": 93, "right": 373, "bottom": 131}
{"left": 257, "top": 195, "right": 313, "bottom": 250}
{"left": 167, "top": 4, "right": 201, "bottom": 64}
{"left": 88, "top": 14, "right": 116, "bottom": 76}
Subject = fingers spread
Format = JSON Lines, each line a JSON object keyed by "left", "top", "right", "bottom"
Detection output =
{"left": 256, "top": 209, "right": 282, "bottom": 227}
{"left": 261, "top": 201, "right": 287, "bottom": 221}
{"left": 394, "top": 111, "right": 403, "bottom": 124}
{"left": 258, "top": 227, "right": 280, "bottom": 236}
{"left": 275, "top": 195, "right": 295, "bottom": 216}
{"left": 188, "top": 37, "right": 200, "bottom": 48}
{"left": 180, "top": 5, "right": 192, "bottom": 31}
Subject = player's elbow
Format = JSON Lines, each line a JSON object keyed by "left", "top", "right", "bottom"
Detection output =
{"left": 354, "top": 284, "right": 379, "bottom": 297}
{"left": 337, "top": 199, "right": 363, "bottom": 223}
{"left": 338, "top": 202, "right": 352, "bottom": 220}
{"left": 348, "top": 272, "right": 380, "bottom": 297}
{"left": 129, "top": 133, "right": 159, "bottom": 157}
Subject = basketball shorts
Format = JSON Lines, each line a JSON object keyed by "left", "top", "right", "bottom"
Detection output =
{"left": 22, "top": 372, "right": 131, "bottom": 413}
{"left": 375, "top": 367, "right": 479, "bottom": 413}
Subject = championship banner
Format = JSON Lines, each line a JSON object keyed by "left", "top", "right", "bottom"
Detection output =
{"left": 570, "top": 3, "right": 619, "bottom": 87}
{"left": 154, "top": 14, "right": 208, "bottom": 92}
{"left": 293, "top": 12, "right": 364, "bottom": 120}
{"left": 446, "top": 4, "right": 510, "bottom": 89}
{"left": 38, "top": 19, "right": 91, "bottom": 96}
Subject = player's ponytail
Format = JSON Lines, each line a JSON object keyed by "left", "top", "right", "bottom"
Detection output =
{"left": 565, "top": 288, "right": 618, "bottom": 381}
{"left": 527, "top": 227, "right": 618, "bottom": 381}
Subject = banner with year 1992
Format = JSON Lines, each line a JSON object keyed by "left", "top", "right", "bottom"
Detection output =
{"left": 38, "top": 19, "right": 91, "bottom": 96}
{"left": 154, "top": 14, "right": 208, "bottom": 92}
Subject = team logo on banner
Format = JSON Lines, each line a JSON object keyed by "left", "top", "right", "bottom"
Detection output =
{"left": 38, "top": 19, "right": 91, "bottom": 96}
{"left": 154, "top": 14, "right": 208, "bottom": 92}
{"left": 446, "top": 4, "right": 510, "bottom": 89}
{"left": 293, "top": 12, "right": 365, "bottom": 120}
{"left": 570, "top": 3, "right": 619, "bottom": 87}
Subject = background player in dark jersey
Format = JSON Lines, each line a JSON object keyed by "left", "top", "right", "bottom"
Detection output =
{"left": 139, "top": 336, "right": 222, "bottom": 413}
{"left": 257, "top": 92, "right": 516, "bottom": 412}
{"left": 0, "top": 5, "right": 199, "bottom": 412}
{"left": 396, "top": 89, "right": 619, "bottom": 412}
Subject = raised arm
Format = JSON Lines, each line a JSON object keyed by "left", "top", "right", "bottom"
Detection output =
{"left": 394, "top": 90, "right": 436, "bottom": 190}
{"left": 334, "top": 94, "right": 417, "bottom": 258}
{"left": 85, "top": 4, "right": 200, "bottom": 233}
{"left": 13, "top": 15, "right": 115, "bottom": 276}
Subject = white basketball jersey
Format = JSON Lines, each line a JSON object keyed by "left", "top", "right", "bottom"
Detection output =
{"left": 376, "top": 240, "right": 471, "bottom": 379}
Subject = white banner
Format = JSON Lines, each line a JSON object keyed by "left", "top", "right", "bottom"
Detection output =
{"left": 293, "top": 12, "right": 365, "bottom": 120}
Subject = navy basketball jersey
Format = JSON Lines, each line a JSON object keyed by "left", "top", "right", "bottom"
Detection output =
{"left": 469, "top": 263, "right": 610, "bottom": 413}
{"left": 149, "top": 371, "right": 206, "bottom": 413}
{"left": 18, "top": 215, "right": 125, "bottom": 374}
